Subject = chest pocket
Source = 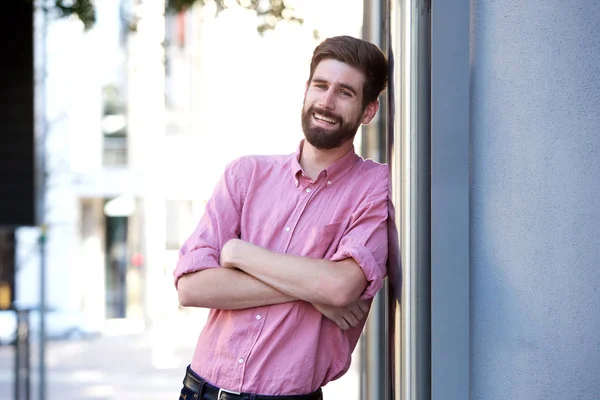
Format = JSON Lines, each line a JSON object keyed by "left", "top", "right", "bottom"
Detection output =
{"left": 301, "top": 222, "right": 343, "bottom": 259}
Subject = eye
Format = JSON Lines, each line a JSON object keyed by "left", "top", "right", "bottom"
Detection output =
{"left": 340, "top": 90, "right": 352, "bottom": 97}
{"left": 315, "top": 83, "right": 327, "bottom": 90}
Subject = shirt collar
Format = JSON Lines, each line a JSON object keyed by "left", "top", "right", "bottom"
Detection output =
{"left": 290, "top": 139, "right": 361, "bottom": 186}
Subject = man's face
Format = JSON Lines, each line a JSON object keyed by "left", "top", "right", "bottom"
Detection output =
{"left": 301, "top": 59, "right": 367, "bottom": 150}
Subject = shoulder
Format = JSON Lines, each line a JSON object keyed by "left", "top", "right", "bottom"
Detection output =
{"left": 351, "top": 159, "right": 389, "bottom": 204}
{"left": 227, "top": 153, "right": 292, "bottom": 175}
{"left": 356, "top": 158, "right": 389, "bottom": 182}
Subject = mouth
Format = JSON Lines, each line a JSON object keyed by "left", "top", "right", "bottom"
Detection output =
{"left": 313, "top": 112, "right": 339, "bottom": 126}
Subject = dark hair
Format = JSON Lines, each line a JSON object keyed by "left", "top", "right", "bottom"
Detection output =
{"left": 308, "top": 35, "right": 388, "bottom": 108}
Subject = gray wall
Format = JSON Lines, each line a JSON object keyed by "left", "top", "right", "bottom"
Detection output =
{"left": 470, "top": 0, "right": 600, "bottom": 399}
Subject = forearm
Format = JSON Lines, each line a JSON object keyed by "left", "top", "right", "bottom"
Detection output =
{"left": 224, "top": 240, "right": 367, "bottom": 307}
{"left": 177, "top": 267, "right": 296, "bottom": 310}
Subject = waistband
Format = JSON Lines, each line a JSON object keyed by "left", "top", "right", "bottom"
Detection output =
{"left": 183, "top": 366, "right": 323, "bottom": 400}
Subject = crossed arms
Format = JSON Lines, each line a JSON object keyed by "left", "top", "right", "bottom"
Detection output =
{"left": 174, "top": 159, "right": 389, "bottom": 330}
{"left": 177, "top": 239, "right": 371, "bottom": 330}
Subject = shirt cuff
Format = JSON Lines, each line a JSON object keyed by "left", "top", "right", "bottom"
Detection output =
{"left": 173, "top": 251, "right": 220, "bottom": 288}
{"left": 331, "top": 245, "right": 385, "bottom": 300}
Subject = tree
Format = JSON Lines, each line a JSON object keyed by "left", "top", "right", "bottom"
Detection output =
{"left": 50, "top": 0, "right": 303, "bottom": 33}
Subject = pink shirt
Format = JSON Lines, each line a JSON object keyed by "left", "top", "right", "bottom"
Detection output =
{"left": 174, "top": 141, "right": 389, "bottom": 395}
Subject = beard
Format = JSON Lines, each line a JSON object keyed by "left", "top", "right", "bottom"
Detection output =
{"left": 301, "top": 104, "right": 362, "bottom": 150}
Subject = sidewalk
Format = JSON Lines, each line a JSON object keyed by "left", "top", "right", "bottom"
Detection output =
{"left": 0, "top": 319, "right": 193, "bottom": 400}
{"left": 0, "top": 315, "right": 360, "bottom": 400}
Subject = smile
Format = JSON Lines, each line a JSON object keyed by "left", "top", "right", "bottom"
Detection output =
{"left": 313, "top": 112, "right": 338, "bottom": 125}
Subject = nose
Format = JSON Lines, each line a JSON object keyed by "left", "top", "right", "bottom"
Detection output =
{"left": 318, "top": 88, "right": 335, "bottom": 110}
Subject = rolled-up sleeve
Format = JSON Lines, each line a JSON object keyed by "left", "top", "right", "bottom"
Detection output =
{"left": 330, "top": 168, "right": 389, "bottom": 300}
{"left": 173, "top": 160, "right": 245, "bottom": 288}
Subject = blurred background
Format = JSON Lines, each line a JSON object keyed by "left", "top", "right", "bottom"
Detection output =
{"left": 5, "top": 1, "right": 600, "bottom": 400}
{"left": 0, "top": 0, "right": 366, "bottom": 399}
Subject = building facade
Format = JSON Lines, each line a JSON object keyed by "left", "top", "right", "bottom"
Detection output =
{"left": 360, "top": 1, "right": 600, "bottom": 399}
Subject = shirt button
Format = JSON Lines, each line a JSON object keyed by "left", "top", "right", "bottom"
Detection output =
{"left": 327, "top": 180, "right": 332, "bottom": 185}
{"left": 284, "top": 227, "right": 290, "bottom": 232}
{"left": 256, "top": 315, "right": 261, "bottom": 320}
{"left": 238, "top": 358, "right": 244, "bottom": 364}
{"left": 306, "top": 188, "right": 311, "bottom": 193}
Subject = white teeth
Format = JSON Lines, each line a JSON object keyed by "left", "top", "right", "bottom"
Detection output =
{"left": 313, "top": 112, "right": 337, "bottom": 124}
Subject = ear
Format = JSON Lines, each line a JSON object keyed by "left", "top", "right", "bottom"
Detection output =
{"left": 361, "top": 99, "right": 380, "bottom": 125}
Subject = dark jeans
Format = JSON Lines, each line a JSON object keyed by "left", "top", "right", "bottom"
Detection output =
{"left": 179, "top": 376, "right": 323, "bottom": 400}
{"left": 179, "top": 384, "right": 204, "bottom": 400}
{"left": 179, "top": 386, "right": 324, "bottom": 400}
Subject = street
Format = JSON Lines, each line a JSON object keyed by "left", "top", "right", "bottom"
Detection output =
{"left": 0, "top": 314, "right": 360, "bottom": 400}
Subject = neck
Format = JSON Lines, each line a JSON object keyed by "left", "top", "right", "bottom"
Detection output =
{"left": 299, "top": 140, "right": 354, "bottom": 180}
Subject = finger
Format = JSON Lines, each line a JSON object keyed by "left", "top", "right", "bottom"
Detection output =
{"left": 343, "top": 312, "right": 359, "bottom": 328}
{"left": 357, "top": 300, "right": 370, "bottom": 314}
{"left": 347, "top": 303, "right": 365, "bottom": 321}
{"left": 336, "top": 318, "right": 350, "bottom": 331}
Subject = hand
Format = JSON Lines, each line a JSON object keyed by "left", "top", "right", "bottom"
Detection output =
{"left": 220, "top": 238, "right": 242, "bottom": 268}
{"left": 313, "top": 300, "right": 371, "bottom": 330}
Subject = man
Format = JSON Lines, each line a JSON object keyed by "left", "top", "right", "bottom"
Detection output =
{"left": 175, "top": 35, "right": 389, "bottom": 400}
